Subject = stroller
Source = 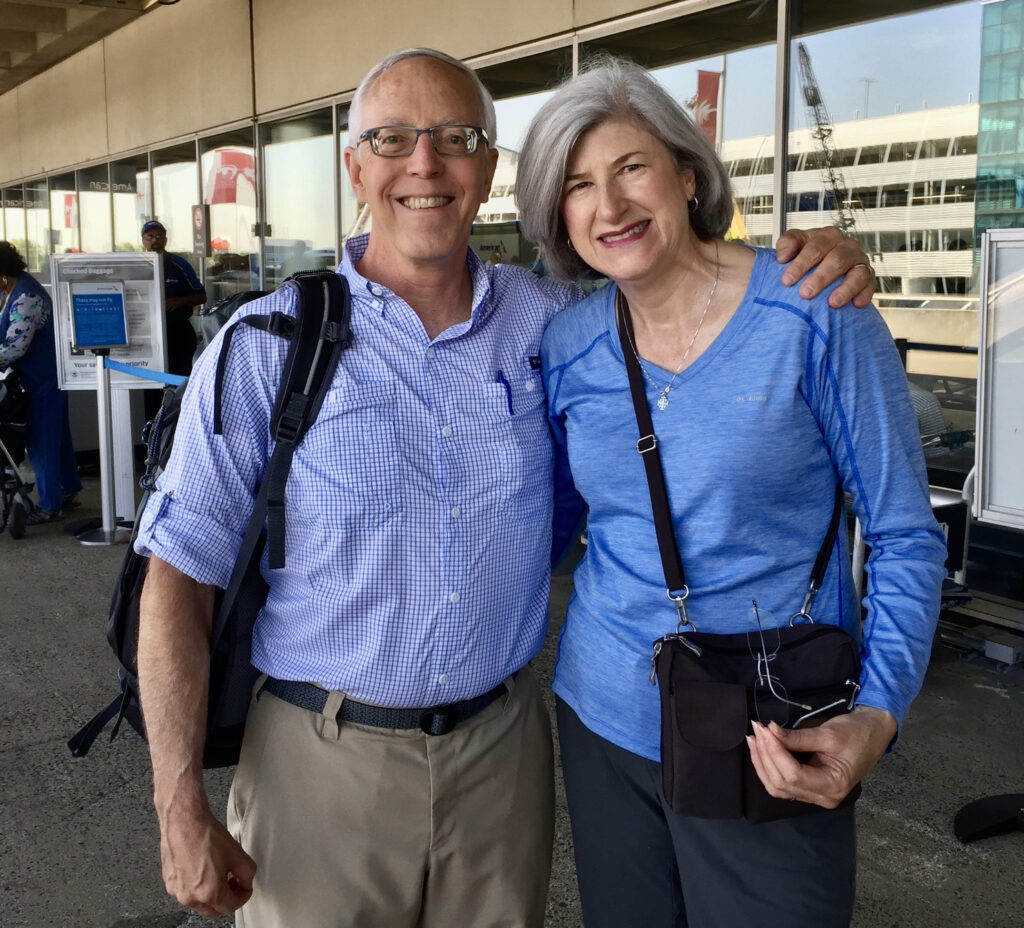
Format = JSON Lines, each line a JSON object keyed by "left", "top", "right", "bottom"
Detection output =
{"left": 0, "top": 368, "right": 35, "bottom": 539}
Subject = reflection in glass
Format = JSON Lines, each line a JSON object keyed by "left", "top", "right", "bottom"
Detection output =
{"left": 77, "top": 164, "right": 113, "bottom": 254}
{"left": 48, "top": 173, "right": 79, "bottom": 256}
{"left": 201, "top": 129, "right": 258, "bottom": 301}
{"left": 2, "top": 187, "right": 27, "bottom": 267}
{"left": 24, "top": 181, "right": 48, "bottom": 273}
{"left": 265, "top": 109, "right": 336, "bottom": 290}
{"left": 338, "top": 104, "right": 366, "bottom": 246}
{"left": 474, "top": 47, "right": 572, "bottom": 272}
{"left": 581, "top": 4, "right": 778, "bottom": 248}
{"left": 112, "top": 154, "right": 150, "bottom": 252}
{"left": 787, "top": 2, "right": 982, "bottom": 301}
{"left": 152, "top": 143, "right": 200, "bottom": 273}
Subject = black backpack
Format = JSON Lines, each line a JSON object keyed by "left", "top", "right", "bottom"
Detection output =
{"left": 195, "top": 288, "right": 269, "bottom": 361}
{"left": 68, "top": 270, "right": 353, "bottom": 768}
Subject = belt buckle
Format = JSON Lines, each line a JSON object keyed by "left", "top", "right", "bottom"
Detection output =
{"left": 420, "top": 705, "right": 457, "bottom": 736}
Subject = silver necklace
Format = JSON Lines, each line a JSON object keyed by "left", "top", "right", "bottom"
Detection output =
{"left": 619, "top": 240, "right": 720, "bottom": 410}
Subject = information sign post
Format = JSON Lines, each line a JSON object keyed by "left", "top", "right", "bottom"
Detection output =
{"left": 49, "top": 253, "right": 167, "bottom": 528}
{"left": 67, "top": 281, "right": 132, "bottom": 546}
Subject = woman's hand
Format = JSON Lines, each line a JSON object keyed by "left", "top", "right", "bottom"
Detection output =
{"left": 746, "top": 705, "right": 897, "bottom": 808}
{"left": 775, "top": 227, "right": 876, "bottom": 308}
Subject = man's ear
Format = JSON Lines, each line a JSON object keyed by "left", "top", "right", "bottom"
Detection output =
{"left": 344, "top": 147, "right": 365, "bottom": 199}
{"left": 479, "top": 146, "right": 500, "bottom": 203}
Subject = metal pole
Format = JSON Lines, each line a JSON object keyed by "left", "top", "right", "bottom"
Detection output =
{"left": 77, "top": 353, "right": 130, "bottom": 546}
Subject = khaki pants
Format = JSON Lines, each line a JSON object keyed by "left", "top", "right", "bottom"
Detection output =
{"left": 228, "top": 665, "right": 555, "bottom": 928}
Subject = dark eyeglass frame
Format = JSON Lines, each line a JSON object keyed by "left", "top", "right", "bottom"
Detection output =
{"left": 357, "top": 124, "right": 489, "bottom": 158}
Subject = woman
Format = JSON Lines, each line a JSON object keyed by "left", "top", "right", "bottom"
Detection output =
{"left": 517, "top": 59, "right": 947, "bottom": 928}
{"left": 0, "top": 242, "right": 81, "bottom": 523}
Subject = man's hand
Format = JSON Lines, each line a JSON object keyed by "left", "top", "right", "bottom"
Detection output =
{"left": 746, "top": 705, "right": 897, "bottom": 809}
{"left": 159, "top": 801, "right": 257, "bottom": 917}
{"left": 775, "top": 227, "right": 876, "bottom": 308}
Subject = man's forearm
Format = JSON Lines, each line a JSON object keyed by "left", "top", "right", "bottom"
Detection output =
{"left": 137, "top": 556, "right": 216, "bottom": 820}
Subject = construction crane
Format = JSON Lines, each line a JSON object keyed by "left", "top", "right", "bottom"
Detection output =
{"left": 795, "top": 41, "right": 857, "bottom": 234}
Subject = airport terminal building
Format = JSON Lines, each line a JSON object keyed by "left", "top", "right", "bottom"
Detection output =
{"left": 1, "top": 0, "right": 1023, "bottom": 584}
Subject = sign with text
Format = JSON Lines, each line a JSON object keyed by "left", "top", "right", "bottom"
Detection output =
{"left": 50, "top": 252, "right": 167, "bottom": 390}
{"left": 69, "top": 282, "right": 129, "bottom": 351}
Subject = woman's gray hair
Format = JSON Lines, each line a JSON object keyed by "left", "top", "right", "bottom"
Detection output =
{"left": 516, "top": 55, "right": 734, "bottom": 282}
{"left": 348, "top": 48, "right": 497, "bottom": 152}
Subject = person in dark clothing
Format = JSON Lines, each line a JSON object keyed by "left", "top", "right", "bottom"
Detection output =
{"left": 141, "top": 220, "right": 206, "bottom": 378}
{"left": 0, "top": 241, "right": 82, "bottom": 524}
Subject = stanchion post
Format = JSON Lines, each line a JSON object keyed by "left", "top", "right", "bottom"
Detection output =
{"left": 77, "top": 352, "right": 130, "bottom": 546}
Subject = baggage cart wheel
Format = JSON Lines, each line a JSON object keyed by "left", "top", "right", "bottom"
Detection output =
{"left": 8, "top": 498, "right": 27, "bottom": 539}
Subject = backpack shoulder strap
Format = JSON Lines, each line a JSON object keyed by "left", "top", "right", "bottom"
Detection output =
{"left": 212, "top": 270, "right": 352, "bottom": 649}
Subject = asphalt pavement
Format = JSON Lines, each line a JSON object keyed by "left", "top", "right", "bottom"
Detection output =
{"left": 1, "top": 470, "right": 1023, "bottom": 928}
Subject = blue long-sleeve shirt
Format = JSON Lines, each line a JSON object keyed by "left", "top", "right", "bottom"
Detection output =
{"left": 542, "top": 248, "right": 947, "bottom": 762}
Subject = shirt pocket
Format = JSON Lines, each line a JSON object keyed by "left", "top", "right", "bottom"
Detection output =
{"left": 295, "top": 380, "right": 403, "bottom": 528}
{"left": 481, "top": 378, "right": 552, "bottom": 525}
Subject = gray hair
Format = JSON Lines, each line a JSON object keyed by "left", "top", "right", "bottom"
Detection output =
{"left": 347, "top": 48, "right": 497, "bottom": 152}
{"left": 516, "top": 55, "right": 734, "bottom": 283}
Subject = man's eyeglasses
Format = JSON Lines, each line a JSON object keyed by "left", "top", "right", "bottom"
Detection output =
{"left": 357, "top": 125, "right": 489, "bottom": 158}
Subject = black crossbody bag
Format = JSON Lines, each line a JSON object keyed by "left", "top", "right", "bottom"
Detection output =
{"left": 616, "top": 293, "right": 862, "bottom": 823}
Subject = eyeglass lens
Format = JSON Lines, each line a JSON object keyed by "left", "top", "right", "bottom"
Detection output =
{"left": 367, "top": 125, "right": 481, "bottom": 157}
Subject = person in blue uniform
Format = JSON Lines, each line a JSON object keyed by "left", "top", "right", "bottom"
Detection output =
{"left": 0, "top": 241, "right": 82, "bottom": 524}
{"left": 141, "top": 220, "right": 207, "bottom": 378}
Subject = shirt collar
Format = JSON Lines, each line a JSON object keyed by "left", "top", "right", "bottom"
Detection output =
{"left": 340, "top": 233, "right": 495, "bottom": 328}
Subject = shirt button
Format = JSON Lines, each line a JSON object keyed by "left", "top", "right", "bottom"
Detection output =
{"left": 371, "top": 299, "right": 383, "bottom": 310}
{"left": 441, "top": 425, "right": 453, "bottom": 438}
{"left": 449, "top": 591, "right": 461, "bottom": 604}
{"left": 451, "top": 506, "right": 461, "bottom": 519}
{"left": 524, "top": 379, "right": 535, "bottom": 392}
{"left": 370, "top": 285, "right": 383, "bottom": 296}
{"left": 438, "top": 673, "right": 450, "bottom": 684}
{"left": 426, "top": 346, "right": 436, "bottom": 359}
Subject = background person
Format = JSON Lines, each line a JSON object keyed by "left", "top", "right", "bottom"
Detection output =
{"left": 134, "top": 47, "right": 877, "bottom": 927}
{"left": 517, "top": 57, "right": 947, "bottom": 928}
{"left": 0, "top": 241, "right": 81, "bottom": 524}
{"left": 141, "top": 219, "right": 206, "bottom": 379}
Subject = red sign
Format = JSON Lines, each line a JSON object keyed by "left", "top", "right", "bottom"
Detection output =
{"left": 695, "top": 70, "right": 721, "bottom": 149}
{"left": 205, "top": 149, "right": 256, "bottom": 205}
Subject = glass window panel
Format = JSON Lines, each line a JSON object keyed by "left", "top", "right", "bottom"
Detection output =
{"left": 473, "top": 47, "right": 572, "bottom": 271}
{"left": 2, "top": 187, "right": 26, "bottom": 264}
{"left": 584, "top": 3, "right": 778, "bottom": 252}
{"left": 200, "top": 128, "right": 258, "bottom": 301}
{"left": 264, "top": 108, "right": 336, "bottom": 291}
{"left": 790, "top": 0, "right": 982, "bottom": 307}
{"left": 24, "top": 180, "right": 48, "bottom": 273}
{"left": 77, "top": 164, "right": 112, "bottom": 254}
{"left": 152, "top": 142, "right": 200, "bottom": 274}
{"left": 112, "top": 154, "right": 150, "bottom": 251}
{"left": 857, "top": 144, "right": 887, "bottom": 165}
{"left": 48, "top": 172, "right": 79, "bottom": 255}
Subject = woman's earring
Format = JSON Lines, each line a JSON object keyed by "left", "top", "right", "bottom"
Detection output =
{"left": 688, "top": 196, "right": 700, "bottom": 214}
{"left": 1, "top": 277, "right": 7, "bottom": 289}
{"left": 567, "top": 238, "right": 576, "bottom": 253}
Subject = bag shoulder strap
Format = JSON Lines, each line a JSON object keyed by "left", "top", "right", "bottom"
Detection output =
{"left": 615, "top": 290, "right": 842, "bottom": 622}
{"left": 211, "top": 270, "right": 353, "bottom": 651}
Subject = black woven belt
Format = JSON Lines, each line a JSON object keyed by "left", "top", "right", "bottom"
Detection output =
{"left": 262, "top": 676, "right": 508, "bottom": 736}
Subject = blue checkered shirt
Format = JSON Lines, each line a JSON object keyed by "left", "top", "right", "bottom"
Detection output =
{"left": 135, "top": 235, "right": 578, "bottom": 707}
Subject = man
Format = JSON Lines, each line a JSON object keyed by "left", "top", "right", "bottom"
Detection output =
{"left": 141, "top": 219, "right": 207, "bottom": 379}
{"left": 135, "top": 48, "right": 875, "bottom": 927}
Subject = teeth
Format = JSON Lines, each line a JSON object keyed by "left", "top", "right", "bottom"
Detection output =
{"left": 401, "top": 196, "right": 452, "bottom": 209}
{"left": 602, "top": 221, "right": 647, "bottom": 243}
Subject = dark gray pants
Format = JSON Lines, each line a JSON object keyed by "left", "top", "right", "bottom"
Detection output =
{"left": 556, "top": 698, "right": 856, "bottom": 928}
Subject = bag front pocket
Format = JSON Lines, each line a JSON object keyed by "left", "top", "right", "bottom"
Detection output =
{"left": 661, "top": 679, "right": 748, "bottom": 819}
